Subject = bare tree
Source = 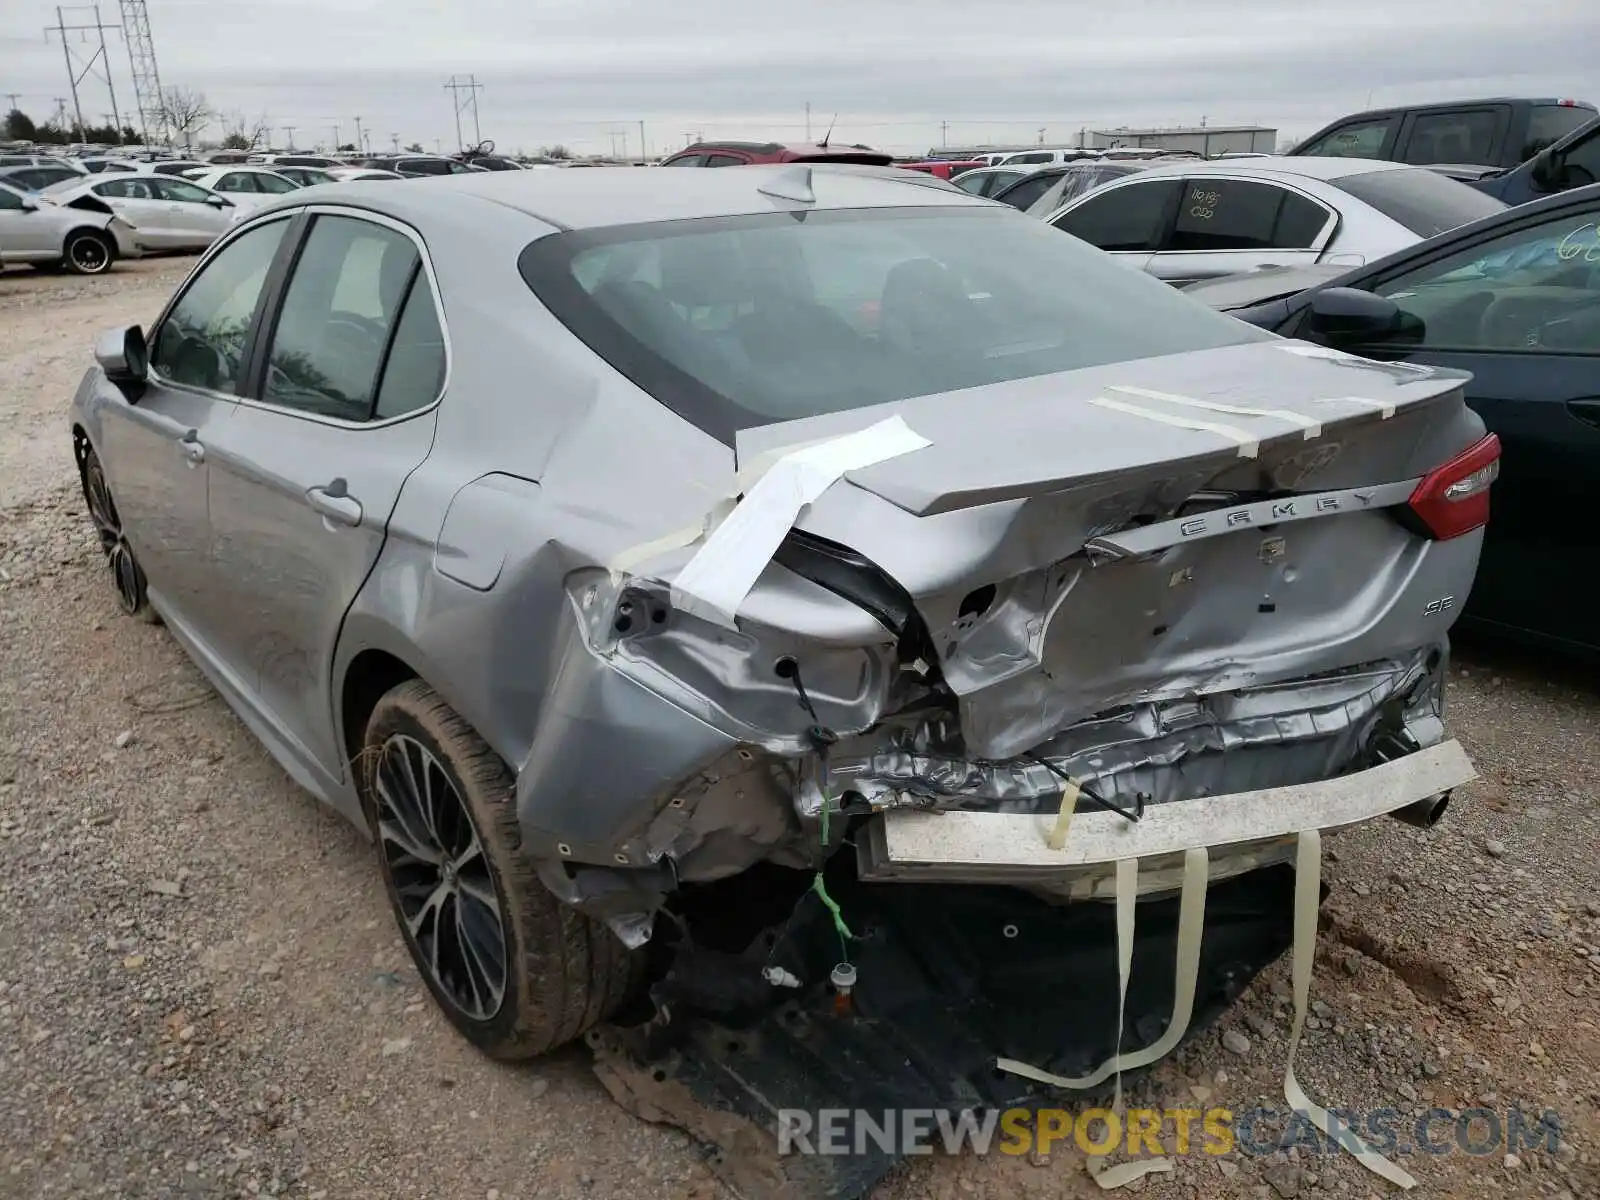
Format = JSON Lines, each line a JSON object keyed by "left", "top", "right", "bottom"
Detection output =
{"left": 159, "top": 87, "right": 214, "bottom": 149}
{"left": 220, "top": 110, "right": 272, "bottom": 151}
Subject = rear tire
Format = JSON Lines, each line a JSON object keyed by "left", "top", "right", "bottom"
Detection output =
{"left": 361, "top": 680, "right": 638, "bottom": 1059}
{"left": 63, "top": 230, "right": 114, "bottom": 276}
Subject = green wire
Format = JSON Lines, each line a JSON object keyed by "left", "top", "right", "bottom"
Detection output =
{"left": 814, "top": 777, "right": 854, "bottom": 959}
{"left": 812, "top": 873, "right": 855, "bottom": 957}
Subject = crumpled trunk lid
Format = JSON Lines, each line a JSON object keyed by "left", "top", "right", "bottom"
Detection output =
{"left": 734, "top": 340, "right": 1485, "bottom": 759}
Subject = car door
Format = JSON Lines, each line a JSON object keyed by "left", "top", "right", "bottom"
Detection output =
{"left": 149, "top": 176, "right": 234, "bottom": 245}
{"left": 1339, "top": 200, "right": 1600, "bottom": 651}
{"left": 1146, "top": 177, "right": 1336, "bottom": 285}
{"left": 96, "top": 216, "right": 295, "bottom": 641}
{"left": 0, "top": 183, "right": 62, "bottom": 261}
{"left": 1048, "top": 177, "right": 1182, "bottom": 274}
{"left": 91, "top": 177, "right": 177, "bottom": 246}
{"left": 201, "top": 209, "right": 447, "bottom": 784}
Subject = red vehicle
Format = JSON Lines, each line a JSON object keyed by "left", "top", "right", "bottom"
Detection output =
{"left": 660, "top": 140, "right": 893, "bottom": 167}
{"left": 894, "top": 159, "right": 986, "bottom": 179}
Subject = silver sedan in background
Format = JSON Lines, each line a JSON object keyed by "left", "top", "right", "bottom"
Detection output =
{"left": 39, "top": 172, "right": 238, "bottom": 251}
{"left": 1043, "top": 157, "right": 1507, "bottom": 284}
{"left": 0, "top": 178, "right": 139, "bottom": 272}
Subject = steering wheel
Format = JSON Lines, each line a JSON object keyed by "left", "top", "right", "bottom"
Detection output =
{"left": 1528, "top": 292, "right": 1600, "bottom": 349}
{"left": 327, "top": 311, "right": 385, "bottom": 338}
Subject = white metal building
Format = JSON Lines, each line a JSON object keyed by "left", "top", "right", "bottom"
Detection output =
{"left": 1087, "top": 125, "right": 1277, "bottom": 156}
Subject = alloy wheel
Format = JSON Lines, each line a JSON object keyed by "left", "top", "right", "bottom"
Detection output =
{"left": 374, "top": 733, "right": 508, "bottom": 1021}
{"left": 83, "top": 459, "right": 143, "bottom": 614}
{"left": 69, "top": 235, "right": 108, "bottom": 273}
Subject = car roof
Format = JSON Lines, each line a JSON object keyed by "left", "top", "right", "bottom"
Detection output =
{"left": 1313, "top": 96, "right": 1594, "bottom": 121}
{"left": 1122, "top": 156, "right": 1417, "bottom": 183}
{"left": 258, "top": 163, "right": 992, "bottom": 230}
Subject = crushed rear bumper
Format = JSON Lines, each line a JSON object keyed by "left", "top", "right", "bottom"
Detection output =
{"left": 859, "top": 739, "right": 1475, "bottom": 897}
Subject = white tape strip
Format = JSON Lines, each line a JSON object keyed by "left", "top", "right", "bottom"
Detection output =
{"left": 995, "top": 848, "right": 1209, "bottom": 1091}
{"left": 1088, "top": 396, "right": 1259, "bottom": 458}
{"left": 669, "top": 415, "right": 930, "bottom": 628}
{"left": 1108, "top": 385, "right": 1321, "bottom": 439}
{"left": 1287, "top": 830, "right": 1417, "bottom": 1189}
{"left": 1314, "top": 395, "right": 1397, "bottom": 420}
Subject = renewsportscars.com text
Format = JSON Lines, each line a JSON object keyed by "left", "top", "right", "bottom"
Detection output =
{"left": 776, "top": 1105, "right": 1563, "bottom": 1158}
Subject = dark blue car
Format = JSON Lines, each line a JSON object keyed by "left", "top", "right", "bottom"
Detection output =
{"left": 1466, "top": 116, "right": 1600, "bottom": 206}
{"left": 1182, "top": 184, "right": 1600, "bottom": 657}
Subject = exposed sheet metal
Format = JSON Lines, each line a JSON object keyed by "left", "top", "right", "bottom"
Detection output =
{"left": 861, "top": 739, "right": 1474, "bottom": 872}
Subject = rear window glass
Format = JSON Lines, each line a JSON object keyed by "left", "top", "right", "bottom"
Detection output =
{"left": 993, "top": 172, "right": 1057, "bottom": 210}
{"left": 1522, "top": 105, "right": 1597, "bottom": 160}
{"left": 1326, "top": 167, "right": 1505, "bottom": 236}
{"left": 518, "top": 207, "right": 1268, "bottom": 444}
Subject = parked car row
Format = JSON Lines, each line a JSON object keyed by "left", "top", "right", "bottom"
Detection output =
{"left": 0, "top": 158, "right": 415, "bottom": 273}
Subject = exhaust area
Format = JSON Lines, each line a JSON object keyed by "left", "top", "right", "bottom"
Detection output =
{"left": 1388, "top": 790, "right": 1452, "bottom": 828}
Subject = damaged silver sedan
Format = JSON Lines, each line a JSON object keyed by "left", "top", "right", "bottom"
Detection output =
{"left": 68, "top": 165, "right": 1489, "bottom": 1105}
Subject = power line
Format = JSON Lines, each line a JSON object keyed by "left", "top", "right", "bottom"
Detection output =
{"left": 45, "top": 6, "right": 125, "bottom": 137}
{"left": 442, "top": 74, "right": 482, "bottom": 150}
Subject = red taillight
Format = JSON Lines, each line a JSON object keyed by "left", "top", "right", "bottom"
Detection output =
{"left": 1407, "top": 434, "right": 1501, "bottom": 539}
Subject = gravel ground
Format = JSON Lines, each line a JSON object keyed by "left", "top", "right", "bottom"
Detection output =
{"left": 1, "top": 260, "right": 1596, "bottom": 1200}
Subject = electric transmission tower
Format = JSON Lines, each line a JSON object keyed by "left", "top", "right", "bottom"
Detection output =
{"left": 45, "top": 6, "right": 125, "bottom": 141}
{"left": 443, "top": 74, "right": 482, "bottom": 151}
{"left": 117, "top": 0, "right": 166, "bottom": 144}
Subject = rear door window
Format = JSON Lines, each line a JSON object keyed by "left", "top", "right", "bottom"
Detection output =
{"left": 1298, "top": 118, "right": 1394, "bottom": 159}
{"left": 259, "top": 215, "right": 423, "bottom": 421}
{"left": 1164, "top": 180, "right": 1330, "bottom": 251}
{"left": 1401, "top": 110, "right": 1500, "bottom": 165}
{"left": 1053, "top": 179, "right": 1181, "bottom": 251}
{"left": 253, "top": 172, "right": 299, "bottom": 194}
{"left": 994, "top": 172, "right": 1059, "bottom": 210}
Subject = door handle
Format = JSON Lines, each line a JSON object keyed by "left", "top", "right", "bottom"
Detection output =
{"left": 306, "top": 480, "right": 363, "bottom": 527}
{"left": 179, "top": 430, "right": 204, "bottom": 464}
{"left": 1569, "top": 400, "right": 1600, "bottom": 430}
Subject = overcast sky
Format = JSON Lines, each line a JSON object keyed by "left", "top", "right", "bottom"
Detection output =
{"left": 4, "top": 0, "right": 1598, "bottom": 156}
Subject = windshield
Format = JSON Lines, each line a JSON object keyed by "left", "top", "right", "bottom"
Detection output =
{"left": 519, "top": 207, "right": 1270, "bottom": 442}
{"left": 1328, "top": 166, "right": 1505, "bottom": 236}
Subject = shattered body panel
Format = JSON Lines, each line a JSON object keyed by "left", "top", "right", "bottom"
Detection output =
{"left": 507, "top": 341, "right": 1483, "bottom": 938}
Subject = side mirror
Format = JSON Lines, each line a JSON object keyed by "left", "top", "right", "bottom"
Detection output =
{"left": 95, "top": 325, "right": 149, "bottom": 388}
{"left": 1529, "top": 150, "right": 1560, "bottom": 190}
{"left": 205, "top": 194, "right": 229, "bottom": 207}
{"left": 1303, "top": 287, "right": 1404, "bottom": 344}
{"left": 19, "top": 196, "right": 38, "bottom": 211}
